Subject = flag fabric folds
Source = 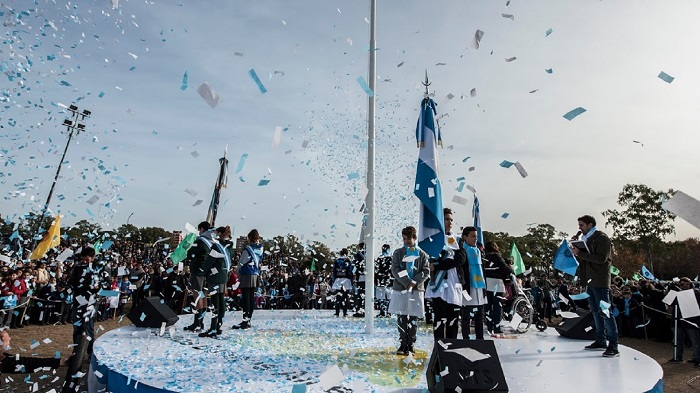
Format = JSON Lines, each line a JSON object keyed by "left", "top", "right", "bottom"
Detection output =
{"left": 473, "top": 195, "right": 484, "bottom": 246}
{"left": 170, "top": 232, "right": 197, "bottom": 263}
{"left": 414, "top": 97, "right": 445, "bottom": 258}
{"left": 207, "top": 153, "right": 229, "bottom": 226}
{"left": 552, "top": 239, "right": 579, "bottom": 276}
{"left": 641, "top": 265, "right": 656, "bottom": 281}
{"left": 29, "top": 215, "right": 61, "bottom": 260}
{"left": 509, "top": 242, "right": 526, "bottom": 276}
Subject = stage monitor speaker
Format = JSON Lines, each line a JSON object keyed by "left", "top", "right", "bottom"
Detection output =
{"left": 555, "top": 310, "right": 596, "bottom": 340}
{"left": 127, "top": 296, "right": 179, "bottom": 328}
{"left": 426, "top": 339, "right": 508, "bottom": 393}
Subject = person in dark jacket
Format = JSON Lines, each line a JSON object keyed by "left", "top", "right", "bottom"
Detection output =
{"left": 199, "top": 226, "right": 233, "bottom": 337}
{"left": 331, "top": 249, "right": 353, "bottom": 317}
{"left": 375, "top": 244, "right": 393, "bottom": 317}
{"left": 184, "top": 221, "right": 214, "bottom": 332}
{"left": 483, "top": 242, "right": 512, "bottom": 334}
{"left": 571, "top": 214, "right": 619, "bottom": 358}
{"left": 67, "top": 247, "right": 105, "bottom": 355}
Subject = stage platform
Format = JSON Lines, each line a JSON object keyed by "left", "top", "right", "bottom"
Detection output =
{"left": 88, "top": 310, "right": 663, "bottom": 393}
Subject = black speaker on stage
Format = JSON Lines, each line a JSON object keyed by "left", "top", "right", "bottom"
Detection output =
{"left": 555, "top": 310, "right": 596, "bottom": 340}
{"left": 426, "top": 339, "right": 508, "bottom": 393}
{"left": 127, "top": 296, "right": 179, "bottom": 328}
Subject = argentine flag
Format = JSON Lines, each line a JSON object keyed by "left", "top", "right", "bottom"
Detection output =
{"left": 414, "top": 97, "right": 445, "bottom": 258}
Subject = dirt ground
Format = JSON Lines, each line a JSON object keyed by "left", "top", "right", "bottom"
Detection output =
{"left": 0, "top": 315, "right": 698, "bottom": 393}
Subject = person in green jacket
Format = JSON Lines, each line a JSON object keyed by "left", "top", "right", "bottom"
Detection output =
{"left": 199, "top": 226, "right": 233, "bottom": 338}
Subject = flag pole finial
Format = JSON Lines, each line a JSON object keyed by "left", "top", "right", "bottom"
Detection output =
{"left": 422, "top": 70, "right": 431, "bottom": 98}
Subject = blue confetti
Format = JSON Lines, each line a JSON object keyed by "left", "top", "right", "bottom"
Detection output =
{"left": 258, "top": 179, "right": 270, "bottom": 186}
{"left": 499, "top": 160, "right": 514, "bottom": 168}
{"left": 356, "top": 76, "right": 374, "bottom": 96}
{"left": 545, "top": 28, "right": 553, "bottom": 37}
{"left": 545, "top": 68, "right": 553, "bottom": 74}
{"left": 98, "top": 92, "right": 105, "bottom": 98}
{"left": 658, "top": 71, "right": 674, "bottom": 84}
{"left": 235, "top": 153, "right": 248, "bottom": 173}
{"left": 181, "top": 70, "right": 188, "bottom": 90}
{"left": 563, "top": 107, "right": 587, "bottom": 121}
{"left": 501, "top": 212, "right": 509, "bottom": 219}
{"left": 248, "top": 69, "right": 268, "bottom": 93}
{"left": 347, "top": 172, "right": 360, "bottom": 180}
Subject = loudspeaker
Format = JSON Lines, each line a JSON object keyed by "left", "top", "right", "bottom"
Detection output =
{"left": 555, "top": 310, "right": 596, "bottom": 340}
{"left": 426, "top": 339, "right": 508, "bottom": 393}
{"left": 127, "top": 296, "right": 179, "bottom": 328}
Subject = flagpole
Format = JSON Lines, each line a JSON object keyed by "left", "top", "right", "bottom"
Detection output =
{"left": 364, "top": 0, "right": 377, "bottom": 335}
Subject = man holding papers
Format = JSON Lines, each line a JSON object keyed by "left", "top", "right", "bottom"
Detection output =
{"left": 570, "top": 215, "right": 619, "bottom": 358}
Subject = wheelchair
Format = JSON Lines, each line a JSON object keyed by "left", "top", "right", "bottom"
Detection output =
{"left": 501, "top": 274, "right": 548, "bottom": 333}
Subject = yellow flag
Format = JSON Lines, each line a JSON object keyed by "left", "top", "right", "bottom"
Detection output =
{"left": 29, "top": 215, "right": 61, "bottom": 260}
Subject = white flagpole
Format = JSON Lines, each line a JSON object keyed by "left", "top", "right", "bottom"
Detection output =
{"left": 365, "top": 0, "right": 377, "bottom": 334}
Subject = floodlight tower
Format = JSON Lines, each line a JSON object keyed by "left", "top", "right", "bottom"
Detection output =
{"left": 33, "top": 105, "right": 91, "bottom": 242}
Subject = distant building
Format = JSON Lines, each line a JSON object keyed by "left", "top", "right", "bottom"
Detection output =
{"left": 234, "top": 236, "right": 247, "bottom": 254}
{"left": 171, "top": 231, "right": 183, "bottom": 247}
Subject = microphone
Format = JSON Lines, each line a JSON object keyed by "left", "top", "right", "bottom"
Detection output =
{"left": 571, "top": 230, "right": 582, "bottom": 240}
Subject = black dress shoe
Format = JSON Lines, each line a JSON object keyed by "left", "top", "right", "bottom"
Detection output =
{"left": 231, "top": 322, "right": 251, "bottom": 330}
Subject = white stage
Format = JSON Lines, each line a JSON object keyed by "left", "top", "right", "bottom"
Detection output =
{"left": 89, "top": 310, "right": 663, "bottom": 393}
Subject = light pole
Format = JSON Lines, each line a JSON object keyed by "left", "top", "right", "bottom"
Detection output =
{"left": 33, "top": 105, "right": 91, "bottom": 244}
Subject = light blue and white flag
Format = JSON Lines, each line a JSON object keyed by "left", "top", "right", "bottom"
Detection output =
{"left": 641, "top": 265, "right": 656, "bottom": 281}
{"left": 553, "top": 239, "right": 579, "bottom": 276}
{"left": 414, "top": 97, "right": 445, "bottom": 258}
{"left": 473, "top": 195, "right": 484, "bottom": 246}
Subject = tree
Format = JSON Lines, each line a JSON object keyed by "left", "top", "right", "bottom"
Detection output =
{"left": 518, "top": 224, "right": 562, "bottom": 274}
{"left": 65, "top": 219, "right": 102, "bottom": 240}
{"left": 603, "top": 184, "right": 675, "bottom": 275}
{"left": 116, "top": 224, "right": 140, "bottom": 241}
{"left": 139, "top": 227, "right": 172, "bottom": 244}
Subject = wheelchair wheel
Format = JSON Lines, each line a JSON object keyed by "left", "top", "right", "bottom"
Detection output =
{"left": 535, "top": 319, "right": 548, "bottom": 332}
{"left": 511, "top": 296, "right": 533, "bottom": 333}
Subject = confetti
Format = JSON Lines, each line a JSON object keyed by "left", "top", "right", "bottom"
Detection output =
{"left": 658, "top": 71, "right": 674, "bottom": 83}
{"left": 563, "top": 107, "right": 587, "bottom": 121}
{"left": 248, "top": 69, "right": 268, "bottom": 93}
{"left": 356, "top": 76, "right": 374, "bottom": 96}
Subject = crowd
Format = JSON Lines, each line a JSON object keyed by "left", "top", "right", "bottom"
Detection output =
{"left": 0, "top": 216, "right": 698, "bottom": 370}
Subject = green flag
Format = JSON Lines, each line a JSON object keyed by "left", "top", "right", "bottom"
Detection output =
{"left": 632, "top": 272, "right": 642, "bottom": 281}
{"left": 310, "top": 259, "right": 316, "bottom": 272}
{"left": 510, "top": 242, "right": 526, "bottom": 276}
{"left": 170, "top": 232, "right": 197, "bottom": 263}
{"left": 610, "top": 265, "right": 620, "bottom": 276}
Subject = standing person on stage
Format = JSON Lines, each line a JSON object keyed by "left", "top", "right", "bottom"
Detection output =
{"left": 483, "top": 242, "right": 512, "bottom": 334}
{"left": 388, "top": 226, "right": 430, "bottom": 355}
{"left": 459, "top": 226, "right": 488, "bottom": 340}
{"left": 232, "top": 229, "right": 263, "bottom": 330}
{"left": 375, "top": 244, "right": 393, "bottom": 317}
{"left": 426, "top": 208, "right": 466, "bottom": 339}
{"left": 199, "top": 226, "right": 233, "bottom": 338}
{"left": 571, "top": 214, "right": 619, "bottom": 358}
{"left": 352, "top": 243, "right": 366, "bottom": 317}
{"left": 184, "top": 221, "right": 214, "bottom": 332}
{"left": 67, "top": 247, "right": 102, "bottom": 355}
{"left": 331, "top": 249, "right": 353, "bottom": 317}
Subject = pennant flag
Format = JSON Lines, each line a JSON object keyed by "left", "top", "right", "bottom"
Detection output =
{"left": 641, "top": 265, "right": 656, "bottom": 281}
{"left": 473, "top": 195, "right": 484, "bottom": 246}
{"left": 552, "top": 239, "right": 579, "bottom": 276}
{"left": 29, "top": 215, "right": 61, "bottom": 260}
{"left": 610, "top": 265, "right": 620, "bottom": 276}
{"left": 510, "top": 242, "right": 526, "bottom": 276}
{"left": 414, "top": 96, "right": 445, "bottom": 258}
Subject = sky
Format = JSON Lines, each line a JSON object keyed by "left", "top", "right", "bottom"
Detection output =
{"left": 1, "top": 0, "right": 699, "bottom": 250}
